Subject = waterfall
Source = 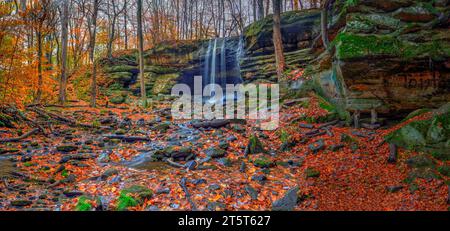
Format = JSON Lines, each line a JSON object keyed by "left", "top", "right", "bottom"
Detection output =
{"left": 220, "top": 38, "right": 227, "bottom": 87}
{"left": 203, "top": 39, "right": 213, "bottom": 88}
{"left": 235, "top": 36, "right": 245, "bottom": 82}
{"left": 210, "top": 39, "right": 218, "bottom": 96}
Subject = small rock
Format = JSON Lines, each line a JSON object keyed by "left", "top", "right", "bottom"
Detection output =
{"left": 101, "top": 168, "right": 119, "bottom": 180}
{"left": 272, "top": 187, "right": 299, "bottom": 211}
{"left": 156, "top": 188, "right": 170, "bottom": 194}
{"left": 251, "top": 174, "right": 267, "bottom": 184}
{"left": 245, "top": 186, "right": 259, "bottom": 200}
{"left": 185, "top": 160, "right": 198, "bottom": 170}
{"left": 386, "top": 186, "right": 404, "bottom": 193}
{"left": 56, "top": 145, "right": 79, "bottom": 153}
{"left": 309, "top": 139, "right": 325, "bottom": 154}
{"left": 191, "top": 179, "right": 207, "bottom": 185}
{"left": 11, "top": 200, "right": 32, "bottom": 207}
{"left": 209, "top": 184, "right": 221, "bottom": 191}
{"left": 205, "top": 148, "right": 227, "bottom": 159}
{"left": 63, "top": 191, "right": 84, "bottom": 198}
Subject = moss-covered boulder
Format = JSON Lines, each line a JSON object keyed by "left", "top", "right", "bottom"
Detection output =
{"left": 307, "top": 0, "right": 450, "bottom": 114}
{"left": 245, "top": 134, "right": 265, "bottom": 155}
{"left": 116, "top": 185, "right": 153, "bottom": 211}
{"left": 386, "top": 105, "right": 450, "bottom": 154}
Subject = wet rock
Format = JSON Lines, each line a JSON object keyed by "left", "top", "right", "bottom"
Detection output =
{"left": 219, "top": 141, "right": 230, "bottom": 150}
{"left": 207, "top": 202, "right": 226, "bottom": 211}
{"left": 386, "top": 185, "right": 404, "bottom": 193}
{"left": 63, "top": 191, "right": 84, "bottom": 198}
{"left": 101, "top": 168, "right": 119, "bottom": 180}
{"left": 253, "top": 157, "right": 275, "bottom": 168}
{"left": 56, "top": 145, "right": 79, "bottom": 153}
{"left": 136, "top": 118, "right": 146, "bottom": 127}
{"left": 156, "top": 188, "right": 171, "bottom": 195}
{"left": 205, "top": 148, "right": 227, "bottom": 159}
{"left": 62, "top": 174, "right": 77, "bottom": 184}
{"left": 251, "top": 174, "right": 267, "bottom": 184}
{"left": 153, "top": 122, "right": 171, "bottom": 133}
{"left": 121, "top": 185, "right": 153, "bottom": 202}
{"left": 245, "top": 186, "right": 259, "bottom": 200}
{"left": 217, "top": 158, "right": 232, "bottom": 167}
{"left": 245, "top": 134, "right": 265, "bottom": 155}
{"left": 329, "top": 144, "right": 345, "bottom": 152}
{"left": 406, "top": 155, "right": 435, "bottom": 168}
{"left": 191, "top": 179, "right": 207, "bottom": 185}
{"left": 147, "top": 205, "right": 160, "bottom": 211}
{"left": 209, "top": 184, "right": 221, "bottom": 191}
{"left": 185, "top": 160, "right": 197, "bottom": 170}
{"left": 119, "top": 118, "right": 132, "bottom": 129}
{"left": 154, "top": 146, "right": 193, "bottom": 160}
{"left": 309, "top": 139, "right": 325, "bottom": 154}
{"left": 11, "top": 200, "right": 32, "bottom": 207}
{"left": 226, "top": 135, "right": 237, "bottom": 142}
{"left": 272, "top": 187, "right": 299, "bottom": 211}
{"left": 240, "top": 161, "right": 246, "bottom": 173}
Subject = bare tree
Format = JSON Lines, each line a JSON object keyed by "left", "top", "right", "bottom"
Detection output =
{"left": 59, "top": 0, "right": 69, "bottom": 104}
{"left": 272, "top": 0, "right": 285, "bottom": 79}
{"left": 89, "top": 0, "right": 100, "bottom": 107}
{"left": 137, "top": 0, "right": 147, "bottom": 107}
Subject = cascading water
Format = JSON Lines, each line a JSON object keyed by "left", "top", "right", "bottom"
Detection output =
{"left": 202, "top": 36, "right": 246, "bottom": 104}
{"left": 220, "top": 38, "right": 227, "bottom": 87}
{"left": 203, "top": 39, "right": 213, "bottom": 89}
{"left": 210, "top": 39, "right": 218, "bottom": 96}
{"left": 235, "top": 36, "right": 245, "bottom": 82}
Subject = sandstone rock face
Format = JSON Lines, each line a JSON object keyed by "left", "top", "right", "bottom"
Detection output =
{"left": 313, "top": 0, "right": 450, "bottom": 114}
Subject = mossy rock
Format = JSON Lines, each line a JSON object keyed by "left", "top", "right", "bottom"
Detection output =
{"left": 305, "top": 167, "right": 321, "bottom": 178}
{"left": 438, "top": 165, "right": 450, "bottom": 177}
{"left": 154, "top": 146, "right": 193, "bottom": 160}
{"left": 56, "top": 145, "right": 79, "bottom": 153}
{"left": 406, "top": 155, "right": 435, "bottom": 169}
{"left": 104, "top": 65, "right": 138, "bottom": 73}
{"left": 152, "top": 73, "right": 179, "bottom": 95}
{"left": 253, "top": 157, "right": 275, "bottom": 168}
{"left": 76, "top": 196, "right": 93, "bottom": 211}
{"left": 245, "top": 134, "right": 265, "bottom": 155}
{"left": 205, "top": 148, "right": 227, "bottom": 159}
{"left": 117, "top": 185, "right": 153, "bottom": 211}
{"left": 153, "top": 122, "right": 171, "bottom": 133}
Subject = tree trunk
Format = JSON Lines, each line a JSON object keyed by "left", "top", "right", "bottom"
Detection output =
{"left": 90, "top": 0, "right": 100, "bottom": 108}
{"left": 321, "top": 0, "right": 333, "bottom": 50}
{"left": 272, "top": 0, "right": 285, "bottom": 79}
{"left": 59, "top": 0, "right": 69, "bottom": 104}
{"left": 35, "top": 29, "right": 43, "bottom": 103}
{"left": 137, "top": 0, "right": 147, "bottom": 107}
{"left": 388, "top": 144, "right": 398, "bottom": 164}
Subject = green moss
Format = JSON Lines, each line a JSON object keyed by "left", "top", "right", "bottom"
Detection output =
{"left": 116, "top": 185, "right": 153, "bottom": 211}
{"left": 104, "top": 65, "right": 138, "bottom": 73}
{"left": 279, "top": 130, "right": 290, "bottom": 143}
{"left": 76, "top": 196, "right": 92, "bottom": 211}
{"left": 246, "top": 134, "right": 265, "bottom": 155}
{"left": 334, "top": 32, "right": 450, "bottom": 61}
{"left": 152, "top": 73, "right": 179, "bottom": 95}
{"left": 116, "top": 192, "right": 138, "bottom": 211}
{"left": 305, "top": 168, "right": 321, "bottom": 178}
{"left": 438, "top": 166, "right": 450, "bottom": 177}
{"left": 402, "top": 108, "right": 431, "bottom": 122}
{"left": 253, "top": 157, "right": 275, "bottom": 168}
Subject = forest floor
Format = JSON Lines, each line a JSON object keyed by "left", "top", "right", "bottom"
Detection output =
{"left": 0, "top": 97, "right": 449, "bottom": 211}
